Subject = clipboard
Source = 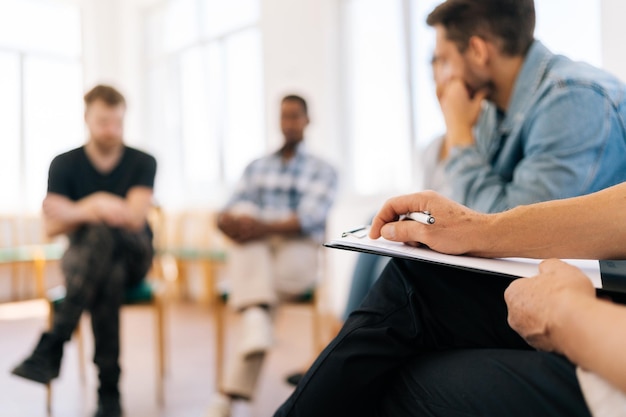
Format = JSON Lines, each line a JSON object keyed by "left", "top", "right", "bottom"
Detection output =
{"left": 325, "top": 228, "right": 626, "bottom": 293}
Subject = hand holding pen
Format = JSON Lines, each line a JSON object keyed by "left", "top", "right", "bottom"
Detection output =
{"left": 368, "top": 191, "right": 490, "bottom": 256}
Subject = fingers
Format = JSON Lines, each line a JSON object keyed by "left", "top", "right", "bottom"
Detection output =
{"left": 379, "top": 220, "right": 426, "bottom": 243}
{"left": 370, "top": 192, "right": 435, "bottom": 239}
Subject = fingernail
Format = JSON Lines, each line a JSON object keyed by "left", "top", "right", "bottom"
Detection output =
{"left": 382, "top": 224, "right": 396, "bottom": 239}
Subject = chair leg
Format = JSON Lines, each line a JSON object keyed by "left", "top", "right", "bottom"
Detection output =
{"left": 75, "top": 318, "right": 86, "bottom": 383}
{"left": 214, "top": 295, "right": 225, "bottom": 389}
{"left": 154, "top": 297, "right": 165, "bottom": 406}
{"left": 33, "top": 255, "right": 46, "bottom": 299}
{"left": 202, "top": 260, "right": 216, "bottom": 306}
{"left": 311, "top": 294, "right": 323, "bottom": 354}
{"left": 47, "top": 300, "right": 54, "bottom": 414}
{"left": 175, "top": 259, "right": 188, "bottom": 300}
{"left": 46, "top": 383, "right": 52, "bottom": 415}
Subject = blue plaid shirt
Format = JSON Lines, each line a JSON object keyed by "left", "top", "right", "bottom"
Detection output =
{"left": 225, "top": 143, "right": 338, "bottom": 243}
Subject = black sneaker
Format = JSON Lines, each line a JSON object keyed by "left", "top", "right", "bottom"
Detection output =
{"left": 285, "top": 371, "right": 305, "bottom": 386}
{"left": 11, "top": 333, "right": 62, "bottom": 384}
{"left": 94, "top": 398, "right": 122, "bottom": 417}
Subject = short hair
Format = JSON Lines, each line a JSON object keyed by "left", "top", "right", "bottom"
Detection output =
{"left": 426, "top": 0, "right": 535, "bottom": 56}
{"left": 84, "top": 84, "right": 126, "bottom": 108}
{"left": 281, "top": 95, "right": 308, "bottom": 116}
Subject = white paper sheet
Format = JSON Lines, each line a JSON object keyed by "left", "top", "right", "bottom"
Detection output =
{"left": 326, "top": 233, "right": 602, "bottom": 288}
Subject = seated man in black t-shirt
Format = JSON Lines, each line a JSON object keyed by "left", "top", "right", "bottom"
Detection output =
{"left": 11, "top": 85, "right": 157, "bottom": 417}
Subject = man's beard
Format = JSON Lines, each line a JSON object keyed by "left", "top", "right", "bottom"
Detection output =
{"left": 92, "top": 136, "right": 123, "bottom": 154}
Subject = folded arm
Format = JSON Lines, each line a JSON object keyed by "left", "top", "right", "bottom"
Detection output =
{"left": 43, "top": 186, "right": 153, "bottom": 238}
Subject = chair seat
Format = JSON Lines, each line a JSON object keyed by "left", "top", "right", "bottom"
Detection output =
{"left": 218, "top": 287, "right": 315, "bottom": 303}
{"left": 124, "top": 280, "right": 156, "bottom": 304}
{"left": 48, "top": 281, "right": 157, "bottom": 307}
{"left": 159, "top": 247, "right": 227, "bottom": 262}
{"left": 0, "top": 243, "right": 65, "bottom": 264}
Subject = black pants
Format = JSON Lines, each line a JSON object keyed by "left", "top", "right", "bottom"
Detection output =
{"left": 52, "top": 224, "right": 153, "bottom": 395}
{"left": 274, "top": 259, "right": 591, "bottom": 417}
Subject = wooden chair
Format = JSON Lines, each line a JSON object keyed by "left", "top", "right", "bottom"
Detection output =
{"left": 162, "top": 210, "right": 227, "bottom": 304}
{"left": 45, "top": 279, "right": 166, "bottom": 413}
{"left": 0, "top": 215, "right": 60, "bottom": 301}
{"left": 44, "top": 208, "right": 168, "bottom": 413}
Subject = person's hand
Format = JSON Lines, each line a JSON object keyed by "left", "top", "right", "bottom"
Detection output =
{"left": 217, "top": 212, "right": 239, "bottom": 240}
{"left": 504, "top": 259, "right": 596, "bottom": 352}
{"left": 92, "top": 194, "right": 130, "bottom": 227}
{"left": 437, "top": 78, "right": 487, "bottom": 148}
{"left": 369, "top": 190, "right": 489, "bottom": 255}
{"left": 233, "top": 216, "right": 268, "bottom": 243}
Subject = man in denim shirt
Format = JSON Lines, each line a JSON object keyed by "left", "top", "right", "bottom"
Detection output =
{"left": 275, "top": 1, "right": 626, "bottom": 416}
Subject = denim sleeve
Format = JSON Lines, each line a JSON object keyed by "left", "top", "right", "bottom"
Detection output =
{"left": 446, "top": 85, "right": 617, "bottom": 213}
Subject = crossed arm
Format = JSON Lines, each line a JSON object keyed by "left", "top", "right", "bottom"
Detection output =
{"left": 43, "top": 187, "right": 153, "bottom": 238}
{"left": 369, "top": 182, "right": 626, "bottom": 394}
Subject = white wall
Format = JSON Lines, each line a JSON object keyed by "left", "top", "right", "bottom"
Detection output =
{"left": 261, "top": 0, "right": 342, "bottom": 168}
{"left": 80, "top": 0, "right": 148, "bottom": 148}
{"left": 601, "top": 0, "right": 626, "bottom": 82}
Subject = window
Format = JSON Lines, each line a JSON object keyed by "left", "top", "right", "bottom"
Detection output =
{"left": 144, "top": 0, "right": 264, "bottom": 207}
{"left": 342, "top": 0, "right": 602, "bottom": 196}
{"left": 0, "top": 0, "right": 83, "bottom": 213}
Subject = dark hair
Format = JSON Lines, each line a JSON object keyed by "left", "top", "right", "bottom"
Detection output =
{"left": 282, "top": 95, "right": 308, "bottom": 116}
{"left": 84, "top": 84, "right": 126, "bottom": 107}
{"left": 426, "top": 0, "right": 535, "bottom": 56}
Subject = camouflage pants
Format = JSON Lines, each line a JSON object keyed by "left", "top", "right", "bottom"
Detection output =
{"left": 53, "top": 224, "right": 153, "bottom": 394}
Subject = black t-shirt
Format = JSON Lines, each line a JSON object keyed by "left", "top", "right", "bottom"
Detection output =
{"left": 47, "top": 146, "right": 157, "bottom": 234}
{"left": 48, "top": 146, "right": 156, "bottom": 199}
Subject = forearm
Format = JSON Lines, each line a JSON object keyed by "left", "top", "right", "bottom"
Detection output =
{"left": 43, "top": 197, "right": 101, "bottom": 237}
{"left": 554, "top": 297, "right": 626, "bottom": 393}
{"left": 263, "top": 215, "right": 302, "bottom": 236}
{"left": 474, "top": 183, "right": 626, "bottom": 259}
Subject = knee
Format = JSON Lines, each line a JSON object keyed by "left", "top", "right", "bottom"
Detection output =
{"left": 62, "top": 225, "right": 117, "bottom": 270}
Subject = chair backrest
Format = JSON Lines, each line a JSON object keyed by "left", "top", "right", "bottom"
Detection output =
{"left": 172, "top": 210, "right": 226, "bottom": 251}
{"left": 15, "top": 215, "right": 47, "bottom": 246}
{"left": 0, "top": 216, "right": 16, "bottom": 249}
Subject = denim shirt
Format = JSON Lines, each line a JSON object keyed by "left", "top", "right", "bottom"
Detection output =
{"left": 446, "top": 41, "right": 626, "bottom": 213}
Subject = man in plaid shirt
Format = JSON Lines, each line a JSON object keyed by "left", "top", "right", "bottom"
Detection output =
{"left": 210, "top": 95, "right": 338, "bottom": 417}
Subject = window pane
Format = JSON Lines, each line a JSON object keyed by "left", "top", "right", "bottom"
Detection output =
{"left": 203, "top": 0, "right": 260, "bottom": 37}
{"left": 23, "top": 56, "right": 83, "bottom": 210}
{"left": 344, "top": 0, "right": 411, "bottom": 194}
{"left": 146, "top": 61, "right": 185, "bottom": 206}
{"left": 0, "top": 52, "right": 21, "bottom": 212}
{"left": 163, "top": 0, "right": 200, "bottom": 54}
{"left": 180, "top": 45, "right": 221, "bottom": 183}
{"left": 0, "top": 0, "right": 81, "bottom": 57}
{"left": 222, "top": 28, "right": 265, "bottom": 183}
{"left": 411, "top": 0, "right": 445, "bottom": 149}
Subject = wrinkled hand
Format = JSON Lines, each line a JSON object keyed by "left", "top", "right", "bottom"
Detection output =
{"left": 437, "top": 78, "right": 487, "bottom": 147}
{"left": 369, "top": 190, "right": 489, "bottom": 255}
{"left": 504, "top": 259, "right": 595, "bottom": 352}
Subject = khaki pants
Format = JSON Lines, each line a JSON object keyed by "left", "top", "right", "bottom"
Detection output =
{"left": 228, "top": 236, "right": 319, "bottom": 309}
{"left": 221, "top": 203, "right": 320, "bottom": 398}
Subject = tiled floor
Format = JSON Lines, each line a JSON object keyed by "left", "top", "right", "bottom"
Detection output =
{"left": 0, "top": 299, "right": 319, "bottom": 417}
